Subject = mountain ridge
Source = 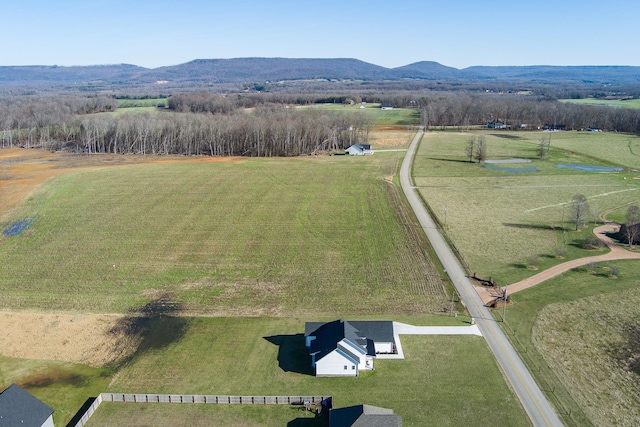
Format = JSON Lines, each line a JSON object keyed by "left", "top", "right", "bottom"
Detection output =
{"left": 1, "top": 57, "right": 638, "bottom": 87}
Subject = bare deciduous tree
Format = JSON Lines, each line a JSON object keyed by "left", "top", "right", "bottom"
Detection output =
{"left": 466, "top": 136, "right": 476, "bottom": 162}
{"left": 474, "top": 136, "right": 487, "bottom": 162}
{"left": 537, "top": 134, "right": 551, "bottom": 159}
{"left": 570, "top": 194, "right": 589, "bottom": 231}
{"left": 625, "top": 204, "right": 640, "bottom": 248}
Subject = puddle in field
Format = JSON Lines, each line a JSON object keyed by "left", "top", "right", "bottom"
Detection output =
{"left": 556, "top": 164, "right": 623, "bottom": 172}
{"left": 3, "top": 217, "right": 36, "bottom": 236}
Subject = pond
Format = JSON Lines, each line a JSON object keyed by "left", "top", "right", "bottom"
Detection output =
{"left": 556, "top": 164, "right": 623, "bottom": 172}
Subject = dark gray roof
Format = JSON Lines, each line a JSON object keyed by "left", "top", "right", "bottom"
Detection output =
{"left": 305, "top": 320, "right": 394, "bottom": 361}
{"left": 348, "top": 321, "right": 394, "bottom": 343}
{"left": 306, "top": 320, "right": 369, "bottom": 361}
{"left": 330, "top": 404, "right": 402, "bottom": 427}
{"left": 0, "top": 384, "right": 54, "bottom": 427}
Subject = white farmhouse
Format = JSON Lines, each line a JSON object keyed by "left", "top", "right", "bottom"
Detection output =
{"left": 304, "top": 320, "right": 396, "bottom": 377}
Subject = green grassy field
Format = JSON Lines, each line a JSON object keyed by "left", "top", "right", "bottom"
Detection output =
{"left": 0, "top": 154, "right": 448, "bottom": 315}
{"left": 499, "top": 260, "right": 640, "bottom": 427}
{"left": 111, "top": 98, "right": 169, "bottom": 115}
{"left": 116, "top": 98, "right": 168, "bottom": 108}
{"left": 87, "top": 403, "right": 322, "bottom": 427}
{"left": 298, "top": 103, "right": 421, "bottom": 126}
{"left": 559, "top": 98, "right": 640, "bottom": 109}
{"left": 87, "top": 316, "right": 529, "bottom": 427}
{"left": 413, "top": 130, "right": 640, "bottom": 284}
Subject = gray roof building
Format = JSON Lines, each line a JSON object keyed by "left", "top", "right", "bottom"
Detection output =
{"left": 330, "top": 404, "right": 402, "bottom": 427}
{"left": 0, "top": 384, "right": 55, "bottom": 427}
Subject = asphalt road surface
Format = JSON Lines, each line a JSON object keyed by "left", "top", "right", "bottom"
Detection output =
{"left": 399, "top": 128, "right": 564, "bottom": 427}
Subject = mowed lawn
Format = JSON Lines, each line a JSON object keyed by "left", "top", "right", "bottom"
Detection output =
{"left": 503, "top": 260, "right": 640, "bottom": 427}
{"left": 0, "top": 153, "right": 448, "bottom": 315}
{"left": 87, "top": 316, "right": 530, "bottom": 427}
{"left": 413, "top": 131, "right": 640, "bottom": 284}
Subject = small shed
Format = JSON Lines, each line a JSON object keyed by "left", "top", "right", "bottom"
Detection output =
{"left": 330, "top": 404, "right": 402, "bottom": 427}
{"left": 345, "top": 144, "right": 373, "bottom": 156}
{"left": 0, "top": 384, "right": 54, "bottom": 427}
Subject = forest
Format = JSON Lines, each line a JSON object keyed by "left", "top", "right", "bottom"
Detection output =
{"left": 1, "top": 89, "right": 639, "bottom": 157}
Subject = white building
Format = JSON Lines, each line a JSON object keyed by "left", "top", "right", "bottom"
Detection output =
{"left": 304, "top": 320, "right": 396, "bottom": 377}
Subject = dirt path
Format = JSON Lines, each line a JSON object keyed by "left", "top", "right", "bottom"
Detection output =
{"left": 474, "top": 223, "right": 640, "bottom": 305}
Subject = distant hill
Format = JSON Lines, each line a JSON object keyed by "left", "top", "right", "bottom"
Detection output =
{"left": 143, "top": 58, "right": 395, "bottom": 83}
{"left": 0, "top": 64, "right": 148, "bottom": 85}
{"left": 460, "top": 65, "right": 640, "bottom": 85}
{"left": 392, "top": 61, "right": 461, "bottom": 80}
{"left": 0, "top": 58, "right": 638, "bottom": 87}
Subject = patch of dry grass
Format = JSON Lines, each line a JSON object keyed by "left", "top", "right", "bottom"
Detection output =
{"left": 533, "top": 287, "right": 640, "bottom": 426}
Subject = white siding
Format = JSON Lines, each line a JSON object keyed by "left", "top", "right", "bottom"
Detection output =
{"left": 374, "top": 342, "right": 394, "bottom": 354}
{"left": 315, "top": 350, "right": 357, "bottom": 377}
{"left": 41, "top": 415, "right": 55, "bottom": 427}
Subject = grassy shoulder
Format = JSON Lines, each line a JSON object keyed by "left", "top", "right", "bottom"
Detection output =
{"left": 497, "top": 260, "right": 640, "bottom": 427}
{"left": 99, "top": 316, "right": 529, "bottom": 427}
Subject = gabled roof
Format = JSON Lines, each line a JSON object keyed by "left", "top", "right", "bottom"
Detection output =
{"left": 330, "top": 404, "right": 402, "bottom": 427}
{"left": 0, "top": 384, "right": 54, "bottom": 427}
{"left": 345, "top": 144, "right": 365, "bottom": 153}
{"left": 306, "top": 320, "right": 369, "bottom": 361}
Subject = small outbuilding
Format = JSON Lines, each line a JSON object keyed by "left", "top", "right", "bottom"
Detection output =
{"left": 330, "top": 404, "right": 402, "bottom": 427}
{"left": 345, "top": 144, "right": 373, "bottom": 156}
{"left": 0, "top": 384, "right": 55, "bottom": 427}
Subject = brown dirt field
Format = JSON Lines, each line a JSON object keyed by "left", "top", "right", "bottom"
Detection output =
{"left": 0, "top": 311, "right": 134, "bottom": 367}
{"left": 367, "top": 128, "right": 414, "bottom": 148}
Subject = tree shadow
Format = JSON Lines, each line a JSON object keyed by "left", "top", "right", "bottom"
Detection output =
{"left": 490, "top": 133, "right": 522, "bottom": 139}
{"left": 264, "top": 334, "right": 314, "bottom": 376}
{"left": 109, "top": 294, "right": 189, "bottom": 367}
{"left": 509, "top": 263, "right": 528, "bottom": 269}
{"left": 503, "top": 223, "right": 559, "bottom": 231}
{"left": 428, "top": 157, "right": 473, "bottom": 164}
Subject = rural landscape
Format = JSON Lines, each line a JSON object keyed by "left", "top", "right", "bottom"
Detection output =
{"left": 1, "top": 57, "right": 640, "bottom": 427}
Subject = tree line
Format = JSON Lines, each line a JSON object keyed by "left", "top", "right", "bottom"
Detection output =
{"left": 2, "top": 91, "right": 640, "bottom": 156}
{"left": 1, "top": 104, "right": 371, "bottom": 157}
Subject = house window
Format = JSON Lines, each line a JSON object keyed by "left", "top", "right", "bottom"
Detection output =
{"left": 352, "top": 365, "right": 356, "bottom": 370}
{"left": 344, "top": 365, "right": 347, "bottom": 370}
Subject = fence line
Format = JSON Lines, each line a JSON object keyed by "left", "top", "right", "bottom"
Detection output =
{"left": 72, "top": 393, "right": 330, "bottom": 427}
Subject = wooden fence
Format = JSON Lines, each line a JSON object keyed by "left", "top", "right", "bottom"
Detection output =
{"left": 72, "top": 393, "right": 330, "bottom": 427}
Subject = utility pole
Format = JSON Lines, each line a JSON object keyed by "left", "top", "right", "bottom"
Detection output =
{"left": 450, "top": 291, "right": 455, "bottom": 316}
{"left": 444, "top": 206, "right": 448, "bottom": 229}
{"left": 502, "top": 286, "right": 508, "bottom": 322}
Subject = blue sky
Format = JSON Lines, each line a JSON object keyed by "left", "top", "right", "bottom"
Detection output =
{"left": 3, "top": 0, "right": 639, "bottom": 69}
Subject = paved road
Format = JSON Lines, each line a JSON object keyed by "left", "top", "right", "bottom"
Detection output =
{"left": 400, "top": 128, "right": 564, "bottom": 427}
